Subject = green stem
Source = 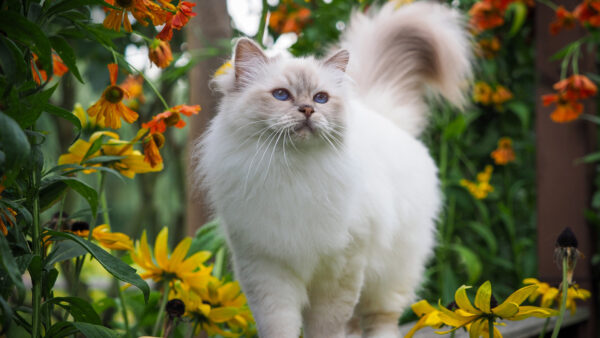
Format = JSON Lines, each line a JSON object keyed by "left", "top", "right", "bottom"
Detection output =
{"left": 115, "top": 277, "right": 132, "bottom": 338}
{"left": 213, "top": 246, "right": 225, "bottom": 280}
{"left": 152, "top": 282, "right": 171, "bottom": 336}
{"left": 31, "top": 146, "right": 42, "bottom": 338}
{"left": 256, "top": 0, "right": 269, "bottom": 48}
{"left": 539, "top": 318, "right": 550, "bottom": 338}
{"left": 100, "top": 174, "right": 110, "bottom": 226}
{"left": 489, "top": 317, "right": 494, "bottom": 338}
{"left": 188, "top": 320, "right": 199, "bottom": 338}
{"left": 550, "top": 258, "right": 569, "bottom": 338}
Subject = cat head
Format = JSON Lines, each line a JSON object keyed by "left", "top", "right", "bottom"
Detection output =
{"left": 212, "top": 38, "right": 350, "bottom": 149}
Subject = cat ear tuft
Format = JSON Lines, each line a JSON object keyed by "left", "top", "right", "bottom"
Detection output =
{"left": 324, "top": 50, "right": 349, "bottom": 72}
{"left": 234, "top": 38, "right": 268, "bottom": 83}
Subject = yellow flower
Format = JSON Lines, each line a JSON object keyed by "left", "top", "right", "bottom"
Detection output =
{"left": 174, "top": 279, "right": 254, "bottom": 338}
{"left": 490, "top": 137, "right": 516, "bottom": 165}
{"left": 214, "top": 61, "right": 232, "bottom": 77}
{"left": 473, "top": 82, "right": 493, "bottom": 105}
{"left": 405, "top": 300, "right": 444, "bottom": 337}
{"left": 491, "top": 85, "right": 513, "bottom": 106}
{"left": 57, "top": 130, "right": 163, "bottom": 178}
{"left": 460, "top": 165, "right": 494, "bottom": 200}
{"left": 70, "top": 223, "right": 133, "bottom": 251}
{"left": 436, "top": 281, "right": 558, "bottom": 337}
{"left": 87, "top": 64, "right": 138, "bottom": 129}
{"left": 73, "top": 103, "right": 104, "bottom": 128}
{"left": 523, "top": 278, "right": 591, "bottom": 314}
{"left": 130, "top": 227, "right": 213, "bottom": 288}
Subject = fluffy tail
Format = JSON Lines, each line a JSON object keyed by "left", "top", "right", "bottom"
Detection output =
{"left": 339, "top": 1, "right": 472, "bottom": 136}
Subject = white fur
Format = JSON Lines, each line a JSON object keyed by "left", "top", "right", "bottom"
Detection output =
{"left": 194, "top": 2, "right": 471, "bottom": 337}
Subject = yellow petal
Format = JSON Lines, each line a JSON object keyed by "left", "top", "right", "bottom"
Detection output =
{"left": 154, "top": 227, "right": 169, "bottom": 270}
{"left": 455, "top": 285, "right": 481, "bottom": 315}
{"left": 474, "top": 281, "right": 492, "bottom": 314}
{"left": 522, "top": 278, "right": 540, "bottom": 285}
{"left": 168, "top": 237, "right": 191, "bottom": 272}
{"left": 179, "top": 250, "right": 212, "bottom": 272}
{"left": 411, "top": 300, "right": 437, "bottom": 317}
{"left": 437, "top": 300, "right": 479, "bottom": 328}
{"left": 509, "top": 306, "right": 558, "bottom": 320}
{"left": 208, "top": 307, "right": 239, "bottom": 323}
{"left": 90, "top": 131, "right": 120, "bottom": 143}
{"left": 541, "top": 288, "right": 559, "bottom": 308}
{"left": 67, "top": 139, "right": 93, "bottom": 159}
{"left": 140, "top": 230, "right": 157, "bottom": 270}
{"left": 493, "top": 284, "right": 538, "bottom": 313}
{"left": 492, "top": 301, "right": 518, "bottom": 318}
{"left": 405, "top": 316, "right": 429, "bottom": 338}
{"left": 219, "top": 282, "right": 241, "bottom": 304}
{"left": 199, "top": 303, "right": 211, "bottom": 317}
{"left": 469, "top": 318, "right": 486, "bottom": 338}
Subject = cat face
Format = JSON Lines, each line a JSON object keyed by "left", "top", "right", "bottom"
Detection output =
{"left": 215, "top": 38, "right": 350, "bottom": 149}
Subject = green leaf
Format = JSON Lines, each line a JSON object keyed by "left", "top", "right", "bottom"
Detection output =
{"left": 49, "top": 36, "right": 84, "bottom": 83}
{"left": 43, "top": 297, "right": 102, "bottom": 325}
{"left": 5, "top": 84, "right": 58, "bottom": 128}
{"left": 467, "top": 222, "right": 498, "bottom": 255}
{"left": 46, "top": 0, "right": 117, "bottom": 18}
{"left": 451, "top": 244, "right": 482, "bottom": 284}
{"left": 577, "top": 151, "right": 600, "bottom": 164}
{"left": 0, "top": 12, "right": 52, "bottom": 75}
{"left": 507, "top": 2, "right": 527, "bottom": 37}
{"left": 27, "top": 255, "right": 43, "bottom": 282}
{"left": 44, "top": 103, "right": 82, "bottom": 139}
{"left": 44, "top": 240, "right": 87, "bottom": 268}
{"left": 506, "top": 101, "right": 530, "bottom": 130}
{"left": 83, "top": 134, "right": 106, "bottom": 161}
{"left": 442, "top": 115, "right": 466, "bottom": 140}
{"left": 42, "top": 176, "right": 98, "bottom": 216}
{"left": 39, "top": 180, "right": 68, "bottom": 211}
{"left": 0, "top": 36, "right": 27, "bottom": 85}
{"left": 46, "top": 321, "right": 79, "bottom": 338}
{"left": 0, "top": 296, "right": 12, "bottom": 334}
{"left": 0, "top": 235, "right": 25, "bottom": 293}
{"left": 82, "top": 155, "right": 126, "bottom": 165}
{"left": 46, "top": 230, "right": 150, "bottom": 302}
{"left": 72, "top": 322, "right": 119, "bottom": 338}
{"left": 0, "top": 112, "right": 31, "bottom": 182}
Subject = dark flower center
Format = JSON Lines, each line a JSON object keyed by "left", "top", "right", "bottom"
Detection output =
{"left": 166, "top": 299, "right": 185, "bottom": 318}
{"left": 151, "top": 133, "right": 165, "bottom": 148}
{"left": 71, "top": 221, "right": 90, "bottom": 232}
{"left": 116, "top": 0, "right": 133, "bottom": 8}
{"left": 556, "top": 227, "right": 578, "bottom": 248}
{"left": 164, "top": 113, "right": 180, "bottom": 126}
{"left": 104, "top": 86, "right": 125, "bottom": 103}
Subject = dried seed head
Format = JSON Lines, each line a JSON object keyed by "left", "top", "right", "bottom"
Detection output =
{"left": 556, "top": 227, "right": 578, "bottom": 248}
{"left": 166, "top": 299, "right": 185, "bottom": 318}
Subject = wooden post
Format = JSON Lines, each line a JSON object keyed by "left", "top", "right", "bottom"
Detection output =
{"left": 535, "top": 2, "right": 597, "bottom": 336}
{"left": 185, "top": 0, "right": 232, "bottom": 236}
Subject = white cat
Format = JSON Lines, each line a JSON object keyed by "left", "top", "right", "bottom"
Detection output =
{"left": 195, "top": 2, "right": 471, "bottom": 337}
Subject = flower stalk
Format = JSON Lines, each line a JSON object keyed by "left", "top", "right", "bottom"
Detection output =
{"left": 31, "top": 145, "right": 42, "bottom": 338}
{"left": 152, "top": 282, "right": 171, "bottom": 336}
{"left": 550, "top": 257, "right": 569, "bottom": 338}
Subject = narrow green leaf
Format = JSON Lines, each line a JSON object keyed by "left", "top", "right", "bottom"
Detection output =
{"left": 82, "top": 155, "right": 125, "bottom": 165}
{"left": 47, "top": 0, "right": 117, "bottom": 18}
{"left": 44, "top": 240, "right": 87, "bottom": 268}
{"left": 46, "top": 230, "right": 150, "bottom": 302}
{"left": 507, "top": 2, "right": 527, "bottom": 37}
{"left": 451, "top": 244, "right": 482, "bottom": 284}
{"left": 0, "top": 296, "right": 12, "bottom": 334}
{"left": 83, "top": 134, "right": 106, "bottom": 161}
{"left": 44, "top": 103, "right": 82, "bottom": 139}
{"left": 43, "top": 297, "right": 102, "bottom": 325}
{"left": 0, "top": 235, "right": 25, "bottom": 292}
{"left": 42, "top": 176, "right": 98, "bottom": 216}
{"left": 467, "top": 222, "right": 498, "bottom": 254}
{"left": 0, "top": 36, "right": 27, "bottom": 85}
{"left": 0, "top": 112, "right": 31, "bottom": 182}
{"left": 72, "top": 322, "right": 119, "bottom": 338}
{"left": 577, "top": 151, "right": 600, "bottom": 164}
{"left": 49, "top": 36, "right": 84, "bottom": 83}
{"left": 0, "top": 12, "right": 52, "bottom": 74}
{"left": 39, "top": 180, "right": 68, "bottom": 211}
{"left": 46, "top": 321, "right": 79, "bottom": 338}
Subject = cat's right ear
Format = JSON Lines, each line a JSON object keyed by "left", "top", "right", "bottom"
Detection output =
{"left": 234, "top": 38, "right": 268, "bottom": 85}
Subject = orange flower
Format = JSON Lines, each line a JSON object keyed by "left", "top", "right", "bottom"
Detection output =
{"left": 103, "top": 0, "right": 169, "bottom": 32}
{"left": 477, "top": 36, "right": 501, "bottom": 59}
{"left": 120, "top": 74, "right": 145, "bottom": 104}
{"left": 142, "top": 104, "right": 201, "bottom": 133}
{"left": 542, "top": 93, "right": 584, "bottom": 123}
{"left": 491, "top": 137, "right": 516, "bottom": 165}
{"left": 87, "top": 63, "right": 139, "bottom": 129}
{"left": 143, "top": 133, "right": 165, "bottom": 168}
{"left": 469, "top": 0, "right": 512, "bottom": 32}
{"left": 553, "top": 74, "right": 597, "bottom": 101}
{"left": 31, "top": 52, "right": 69, "bottom": 85}
{"left": 491, "top": 84, "right": 513, "bottom": 106}
{"left": 149, "top": 39, "right": 173, "bottom": 69}
{"left": 269, "top": 2, "right": 311, "bottom": 34}
{"left": 574, "top": 0, "right": 600, "bottom": 27}
{"left": 0, "top": 207, "right": 17, "bottom": 236}
{"left": 550, "top": 6, "right": 576, "bottom": 35}
{"left": 157, "top": 1, "right": 197, "bottom": 41}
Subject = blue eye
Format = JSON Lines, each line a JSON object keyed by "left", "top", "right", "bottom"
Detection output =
{"left": 272, "top": 88, "right": 291, "bottom": 101}
{"left": 313, "top": 92, "right": 329, "bottom": 104}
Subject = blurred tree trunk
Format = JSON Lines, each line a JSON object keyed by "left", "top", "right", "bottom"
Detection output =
{"left": 536, "top": 1, "right": 597, "bottom": 336}
{"left": 184, "top": 1, "right": 232, "bottom": 237}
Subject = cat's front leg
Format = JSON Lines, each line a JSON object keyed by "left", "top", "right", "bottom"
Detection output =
{"left": 302, "top": 253, "right": 366, "bottom": 338}
{"left": 233, "top": 253, "right": 307, "bottom": 338}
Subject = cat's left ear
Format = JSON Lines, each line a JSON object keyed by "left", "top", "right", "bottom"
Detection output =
{"left": 234, "top": 38, "right": 268, "bottom": 83}
{"left": 324, "top": 50, "right": 349, "bottom": 72}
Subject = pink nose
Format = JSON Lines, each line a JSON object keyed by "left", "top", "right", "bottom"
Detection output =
{"left": 298, "top": 105, "right": 314, "bottom": 118}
